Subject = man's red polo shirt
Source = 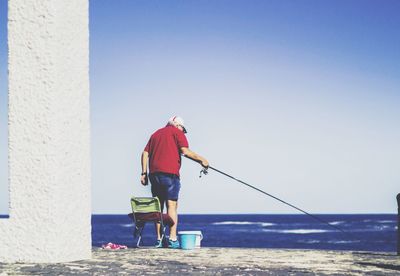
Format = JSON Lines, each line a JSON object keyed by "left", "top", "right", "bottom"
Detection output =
{"left": 144, "top": 125, "right": 189, "bottom": 176}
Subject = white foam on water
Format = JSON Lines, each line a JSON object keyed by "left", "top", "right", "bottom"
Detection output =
{"left": 377, "top": 220, "right": 395, "bottom": 223}
{"left": 121, "top": 224, "right": 134, "bottom": 228}
{"left": 374, "top": 225, "right": 397, "bottom": 231}
{"left": 330, "top": 221, "right": 345, "bottom": 225}
{"left": 327, "top": 240, "right": 360, "bottom": 244}
{"left": 300, "top": 239, "right": 320, "bottom": 244}
{"left": 261, "top": 223, "right": 275, "bottom": 227}
{"left": 262, "top": 229, "right": 331, "bottom": 234}
{"left": 213, "top": 221, "right": 254, "bottom": 225}
{"left": 213, "top": 221, "right": 275, "bottom": 227}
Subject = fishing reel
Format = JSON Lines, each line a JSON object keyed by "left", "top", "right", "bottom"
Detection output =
{"left": 199, "top": 167, "right": 209, "bottom": 178}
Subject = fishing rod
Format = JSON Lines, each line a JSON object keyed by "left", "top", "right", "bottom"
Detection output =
{"left": 184, "top": 155, "right": 351, "bottom": 237}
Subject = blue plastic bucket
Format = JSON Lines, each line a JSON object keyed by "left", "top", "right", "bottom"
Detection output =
{"left": 179, "top": 231, "right": 203, "bottom": 250}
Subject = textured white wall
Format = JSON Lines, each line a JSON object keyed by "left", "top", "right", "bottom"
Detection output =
{"left": 0, "top": 0, "right": 91, "bottom": 262}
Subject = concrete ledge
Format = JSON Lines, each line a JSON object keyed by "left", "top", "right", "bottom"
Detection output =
{"left": 0, "top": 248, "right": 399, "bottom": 275}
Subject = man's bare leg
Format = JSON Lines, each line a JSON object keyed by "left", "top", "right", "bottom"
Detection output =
{"left": 154, "top": 200, "right": 165, "bottom": 241}
{"left": 154, "top": 223, "right": 161, "bottom": 240}
{"left": 167, "top": 200, "right": 178, "bottom": 240}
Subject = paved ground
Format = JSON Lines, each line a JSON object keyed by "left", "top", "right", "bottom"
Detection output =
{"left": 0, "top": 248, "right": 399, "bottom": 275}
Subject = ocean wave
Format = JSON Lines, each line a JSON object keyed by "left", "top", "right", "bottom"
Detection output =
{"left": 344, "top": 226, "right": 396, "bottom": 232}
{"left": 263, "top": 229, "right": 331, "bottom": 234}
{"left": 327, "top": 240, "right": 360, "bottom": 244}
{"left": 377, "top": 220, "right": 395, "bottom": 223}
{"left": 213, "top": 221, "right": 275, "bottom": 227}
{"left": 121, "top": 224, "right": 134, "bottom": 228}
{"left": 329, "top": 221, "right": 345, "bottom": 225}
{"left": 299, "top": 239, "right": 359, "bottom": 244}
{"left": 299, "top": 239, "right": 320, "bottom": 244}
{"left": 362, "top": 219, "right": 396, "bottom": 224}
{"left": 372, "top": 225, "right": 395, "bottom": 230}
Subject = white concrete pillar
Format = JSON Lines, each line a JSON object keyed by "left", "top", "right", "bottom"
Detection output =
{"left": 0, "top": 0, "right": 91, "bottom": 262}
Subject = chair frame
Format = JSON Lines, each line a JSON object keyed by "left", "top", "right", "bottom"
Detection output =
{"left": 130, "top": 197, "right": 166, "bottom": 248}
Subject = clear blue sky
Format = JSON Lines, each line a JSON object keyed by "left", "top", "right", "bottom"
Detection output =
{"left": 1, "top": 0, "right": 400, "bottom": 214}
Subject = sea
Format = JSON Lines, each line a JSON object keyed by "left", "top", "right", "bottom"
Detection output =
{"left": 92, "top": 214, "right": 398, "bottom": 252}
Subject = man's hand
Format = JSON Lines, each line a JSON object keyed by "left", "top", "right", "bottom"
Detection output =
{"left": 141, "top": 174, "right": 148, "bottom": 186}
{"left": 201, "top": 159, "right": 209, "bottom": 168}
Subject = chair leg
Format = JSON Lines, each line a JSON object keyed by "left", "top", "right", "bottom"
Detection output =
{"left": 135, "top": 225, "right": 145, "bottom": 248}
{"left": 160, "top": 223, "right": 168, "bottom": 247}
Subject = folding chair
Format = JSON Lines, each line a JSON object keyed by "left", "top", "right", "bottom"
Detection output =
{"left": 128, "top": 197, "right": 174, "bottom": 247}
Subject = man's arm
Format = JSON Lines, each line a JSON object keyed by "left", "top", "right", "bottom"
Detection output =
{"left": 180, "top": 147, "right": 209, "bottom": 168}
{"left": 141, "top": 151, "right": 149, "bottom": 185}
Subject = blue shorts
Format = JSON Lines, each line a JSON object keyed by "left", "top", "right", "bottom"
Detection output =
{"left": 149, "top": 173, "right": 181, "bottom": 201}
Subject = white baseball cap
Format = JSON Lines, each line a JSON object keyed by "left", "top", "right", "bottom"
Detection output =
{"left": 168, "top": 116, "right": 187, "bottom": 133}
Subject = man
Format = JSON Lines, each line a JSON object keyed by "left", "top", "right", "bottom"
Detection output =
{"left": 141, "top": 116, "right": 209, "bottom": 248}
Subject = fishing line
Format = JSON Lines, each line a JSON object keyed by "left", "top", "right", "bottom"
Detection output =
{"left": 185, "top": 156, "right": 351, "bottom": 237}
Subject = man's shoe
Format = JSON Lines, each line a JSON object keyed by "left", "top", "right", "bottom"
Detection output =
{"left": 155, "top": 239, "right": 163, "bottom": 248}
{"left": 168, "top": 239, "right": 180, "bottom": 249}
